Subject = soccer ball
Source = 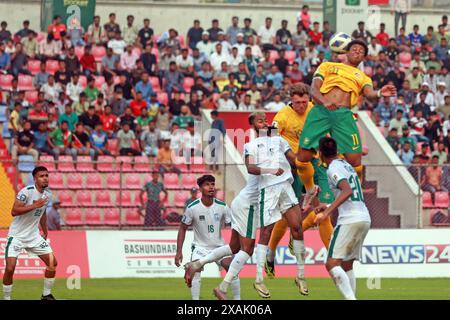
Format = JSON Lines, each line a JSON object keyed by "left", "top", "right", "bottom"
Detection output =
{"left": 329, "top": 32, "right": 352, "bottom": 53}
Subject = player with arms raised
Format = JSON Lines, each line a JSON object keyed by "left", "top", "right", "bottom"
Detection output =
{"left": 314, "top": 137, "right": 371, "bottom": 300}
{"left": 3, "top": 166, "right": 58, "bottom": 300}
{"left": 296, "top": 39, "right": 396, "bottom": 207}
{"left": 175, "top": 175, "right": 241, "bottom": 300}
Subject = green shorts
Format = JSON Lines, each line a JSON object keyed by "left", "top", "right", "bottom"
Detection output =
{"left": 295, "top": 159, "right": 334, "bottom": 204}
{"left": 299, "top": 104, "right": 362, "bottom": 154}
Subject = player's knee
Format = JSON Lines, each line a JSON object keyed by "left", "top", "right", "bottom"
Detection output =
{"left": 46, "top": 255, "right": 57, "bottom": 271}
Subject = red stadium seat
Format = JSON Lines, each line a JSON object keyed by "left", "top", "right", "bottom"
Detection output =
{"left": 150, "top": 76, "right": 160, "bottom": 92}
{"left": 57, "top": 155, "right": 76, "bottom": 172}
{"left": 215, "top": 190, "right": 225, "bottom": 201}
{"left": 45, "top": 60, "right": 59, "bottom": 74}
{"left": 177, "top": 163, "right": 189, "bottom": 173}
{"left": 118, "top": 190, "right": 134, "bottom": 207}
{"left": 58, "top": 190, "right": 74, "bottom": 207}
{"left": 435, "top": 192, "right": 449, "bottom": 208}
{"left": 97, "top": 155, "right": 115, "bottom": 172}
{"left": 76, "top": 190, "right": 93, "bottom": 206}
{"left": 27, "top": 60, "right": 42, "bottom": 75}
{"left": 125, "top": 209, "right": 142, "bottom": 225}
{"left": 36, "top": 32, "right": 46, "bottom": 43}
{"left": 0, "top": 74, "right": 13, "bottom": 90}
{"left": 74, "top": 46, "right": 85, "bottom": 60}
{"left": 95, "top": 190, "right": 113, "bottom": 207}
{"left": 157, "top": 92, "right": 168, "bottom": 105}
{"left": 39, "top": 155, "right": 56, "bottom": 172}
{"left": 106, "top": 173, "right": 121, "bottom": 189}
{"left": 104, "top": 208, "right": 121, "bottom": 225}
{"left": 78, "top": 75, "right": 87, "bottom": 88}
{"left": 183, "top": 77, "right": 195, "bottom": 93}
{"left": 93, "top": 75, "right": 105, "bottom": 89}
{"left": 182, "top": 174, "right": 197, "bottom": 189}
{"left": 86, "top": 173, "right": 103, "bottom": 189}
{"left": 422, "top": 191, "right": 434, "bottom": 208}
{"left": 107, "top": 139, "right": 119, "bottom": 156}
{"left": 131, "top": 139, "right": 140, "bottom": 151}
{"left": 66, "top": 173, "right": 83, "bottom": 189}
{"left": 18, "top": 75, "right": 34, "bottom": 91}
{"left": 49, "top": 172, "right": 64, "bottom": 189}
{"left": 85, "top": 209, "right": 102, "bottom": 225}
{"left": 92, "top": 46, "right": 106, "bottom": 62}
{"left": 285, "top": 50, "right": 296, "bottom": 64}
{"left": 174, "top": 191, "right": 189, "bottom": 207}
{"left": 269, "top": 50, "right": 279, "bottom": 64}
{"left": 163, "top": 173, "right": 179, "bottom": 189}
{"left": 25, "top": 90, "right": 38, "bottom": 104}
{"left": 134, "top": 156, "right": 151, "bottom": 172}
{"left": 191, "top": 156, "right": 206, "bottom": 173}
{"left": 77, "top": 156, "right": 95, "bottom": 172}
{"left": 116, "top": 156, "right": 133, "bottom": 172}
{"left": 65, "top": 208, "right": 83, "bottom": 225}
{"left": 125, "top": 174, "right": 142, "bottom": 189}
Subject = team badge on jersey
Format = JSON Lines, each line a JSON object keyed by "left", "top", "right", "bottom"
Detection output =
{"left": 303, "top": 137, "right": 310, "bottom": 145}
{"left": 199, "top": 215, "right": 205, "bottom": 221}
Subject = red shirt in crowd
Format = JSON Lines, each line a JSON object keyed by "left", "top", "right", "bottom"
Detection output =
{"left": 129, "top": 99, "right": 148, "bottom": 117}
{"left": 28, "top": 109, "right": 49, "bottom": 121}
{"left": 308, "top": 30, "right": 322, "bottom": 45}
{"left": 376, "top": 32, "right": 390, "bottom": 47}
{"left": 80, "top": 54, "right": 96, "bottom": 72}
{"left": 47, "top": 23, "right": 67, "bottom": 40}
{"left": 100, "top": 113, "right": 117, "bottom": 132}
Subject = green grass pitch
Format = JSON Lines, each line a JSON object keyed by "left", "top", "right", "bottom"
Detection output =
{"left": 8, "top": 278, "right": 450, "bottom": 300}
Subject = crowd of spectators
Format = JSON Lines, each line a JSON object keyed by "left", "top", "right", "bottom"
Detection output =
{"left": 0, "top": 9, "right": 449, "bottom": 196}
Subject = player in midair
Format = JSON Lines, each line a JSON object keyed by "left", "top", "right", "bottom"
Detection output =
{"left": 296, "top": 39, "right": 396, "bottom": 208}
{"left": 3, "top": 166, "right": 57, "bottom": 300}
{"left": 265, "top": 84, "right": 334, "bottom": 278}
{"left": 245, "top": 111, "right": 308, "bottom": 298}
{"left": 175, "top": 175, "right": 241, "bottom": 300}
{"left": 314, "top": 137, "right": 371, "bottom": 300}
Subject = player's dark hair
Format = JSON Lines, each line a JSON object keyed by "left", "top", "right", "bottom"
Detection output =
{"left": 248, "top": 111, "right": 265, "bottom": 125}
{"left": 32, "top": 166, "right": 48, "bottom": 177}
{"left": 346, "top": 39, "right": 368, "bottom": 56}
{"left": 197, "top": 175, "right": 215, "bottom": 187}
{"left": 319, "top": 137, "right": 338, "bottom": 158}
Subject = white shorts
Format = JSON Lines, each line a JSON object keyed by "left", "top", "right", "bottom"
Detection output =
{"left": 230, "top": 196, "right": 259, "bottom": 240}
{"left": 5, "top": 235, "right": 53, "bottom": 259}
{"left": 328, "top": 222, "right": 370, "bottom": 261}
{"left": 259, "top": 181, "right": 299, "bottom": 227}
{"left": 191, "top": 245, "right": 227, "bottom": 268}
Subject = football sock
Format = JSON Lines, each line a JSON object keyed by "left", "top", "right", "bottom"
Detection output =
{"left": 191, "top": 272, "right": 201, "bottom": 300}
{"left": 329, "top": 266, "right": 356, "bottom": 300}
{"left": 268, "top": 219, "right": 288, "bottom": 253}
{"left": 230, "top": 276, "right": 241, "bottom": 300}
{"left": 43, "top": 278, "right": 55, "bottom": 296}
{"left": 318, "top": 216, "right": 333, "bottom": 248}
{"left": 221, "top": 250, "right": 250, "bottom": 293}
{"left": 255, "top": 244, "right": 267, "bottom": 283}
{"left": 353, "top": 165, "right": 363, "bottom": 182}
{"left": 296, "top": 160, "right": 315, "bottom": 191}
{"left": 293, "top": 240, "right": 305, "bottom": 278}
{"left": 3, "top": 284, "right": 12, "bottom": 300}
{"left": 346, "top": 269, "right": 356, "bottom": 295}
{"left": 199, "top": 245, "right": 232, "bottom": 266}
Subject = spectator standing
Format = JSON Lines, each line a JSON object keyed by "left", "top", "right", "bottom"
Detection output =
{"left": 104, "top": 13, "right": 121, "bottom": 40}
{"left": 47, "top": 15, "right": 67, "bottom": 41}
{"left": 351, "top": 21, "right": 373, "bottom": 44}
{"left": 242, "top": 18, "right": 257, "bottom": 44}
{"left": 87, "top": 15, "right": 107, "bottom": 45}
{"left": 297, "top": 5, "right": 311, "bottom": 30}
{"left": 226, "top": 16, "right": 241, "bottom": 46}
{"left": 392, "top": 0, "right": 410, "bottom": 37}
{"left": 138, "top": 18, "right": 154, "bottom": 49}
{"left": 122, "top": 15, "right": 139, "bottom": 46}
{"left": 140, "top": 172, "right": 168, "bottom": 227}
{"left": 258, "top": 17, "right": 276, "bottom": 51}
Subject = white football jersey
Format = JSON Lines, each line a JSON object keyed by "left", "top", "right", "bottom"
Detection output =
{"left": 327, "top": 159, "right": 371, "bottom": 226}
{"left": 181, "top": 198, "right": 232, "bottom": 250}
{"left": 8, "top": 185, "right": 52, "bottom": 243}
{"left": 241, "top": 142, "right": 260, "bottom": 204}
{"left": 245, "top": 135, "right": 293, "bottom": 189}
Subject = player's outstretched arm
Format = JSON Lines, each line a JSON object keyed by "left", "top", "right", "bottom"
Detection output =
{"left": 363, "top": 84, "right": 397, "bottom": 100}
{"left": 175, "top": 223, "right": 188, "bottom": 267}
{"left": 11, "top": 198, "right": 47, "bottom": 217}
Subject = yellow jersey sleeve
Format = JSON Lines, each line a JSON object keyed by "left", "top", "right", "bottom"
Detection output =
{"left": 313, "top": 62, "right": 331, "bottom": 80}
{"left": 360, "top": 73, "right": 373, "bottom": 93}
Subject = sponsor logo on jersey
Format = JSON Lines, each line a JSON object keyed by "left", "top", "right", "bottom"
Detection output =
{"left": 213, "top": 213, "right": 220, "bottom": 222}
{"left": 303, "top": 137, "right": 310, "bottom": 145}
